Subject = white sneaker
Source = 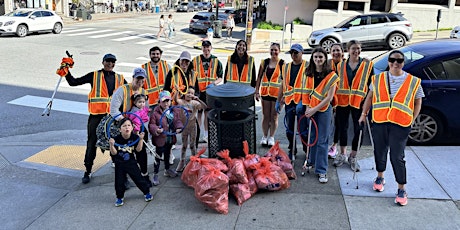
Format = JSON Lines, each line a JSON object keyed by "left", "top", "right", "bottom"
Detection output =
{"left": 169, "top": 153, "right": 175, "bottom": 165}
{"left": 318, "top": 174, "right": 328, "bottom": 183}
{"left": 260, "top": 136, "right": 268, "bottom": 145}
{"left": 171, "top": 144, "right": 176, "bottom": 150}
{"left": 267, "top": 137, "right": 275, "bottom": 146}
{"left": 111, "top": 162, "right": 115, "bottom": 168}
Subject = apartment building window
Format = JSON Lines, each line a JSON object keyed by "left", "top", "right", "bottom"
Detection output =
{"left": 318, "top": 0, "right": 338, "bottom": 9}
{"left": 344, "top": 1, "right": 365, "bottom": 11}
{"left": 398, "top": 0, "right": 448, "bottom": 5}
{"left": 456, "top": 0, "right": 460, "bottom": 6}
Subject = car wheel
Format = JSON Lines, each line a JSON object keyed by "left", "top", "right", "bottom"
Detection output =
{"left": 320, "top": 38, "right": 337, "bottom": 53}
{"left": 408, "top": 110, "right": 444, "bottom": 144}
{"left": 52, "top": 22, "right": 63, "bottom": 34}
{"left": 387, "top": 33, "right": 406, "bottom": 49}
{"left": 16, "top": 24, "right": 28, "bottom": 37}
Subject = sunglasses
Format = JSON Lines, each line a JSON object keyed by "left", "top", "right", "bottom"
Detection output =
{"left": 388, "top": 57, "right": 404, "bottom": 64}
{"left": 290, "top": 50, "right": 299, "bottom": 55}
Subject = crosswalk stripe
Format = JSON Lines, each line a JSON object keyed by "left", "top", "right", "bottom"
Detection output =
{"left": 136, "top": 40, "right": 159, "bottom": 45}
{"left": 90, "top": 31, "right": 135, "bottom": 38}
{"left": 112, "top": 33, "right": 153, "bottom": 41}
{"left": 66, "top": 29, "right": 114, "bottom": 36}
{"left": 163, "top": 44, "right": 178, "bottom": 48}
{"left": 61, "top": 28, "right": 95, "bottom": 34}
{"left": 7, "top": 95, "right": 89, "bottom": 115}
{"left": 175, "top": 40, "right": 186, "bottom": 45}
{"left": 117, "top": 62, "right": 143, "bottom": 67}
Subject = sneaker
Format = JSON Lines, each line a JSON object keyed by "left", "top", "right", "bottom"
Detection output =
{"left": 318, "top": 174, "right": 328, "bottom": 183}
{"left": 164, "top": 169, "right": 178, "bottom": 178}
{"left": 348, "top": 156, "right": 361, "bottom": 172}
{"left": 171, "top": 144, "right": 176, "bottom": 150}
{"left": 82, "top": 172, "right": 91, "bottom": 184}
{"left": 152, "top": 174, "right": 160, "bottom": 186}
{"left": 260, "top": 136, "right": 268, "bottom": 145}
{"left": 395, "top": 189, "right": 408, "bottom": 206}
{"left": 169, "top": 153, "right": 175, "bottom": 165}
{"left": 144, "top": 193, "right": 153, "bottom": 202}
{"left": 328, "top": 146, "right": 337, "bottom": 159}
{"left": 373, "top": 177, "right": 385, "bottom": 192}
{"left": 115, "top": 198, "right": 124, "bottom": 207}
{"left": 176, "top": 159, "right": 186, "bottom": 172}
{"left": 143, "top": 175, "right": 152, "bottom": 188}
{"left": 333, "top": 154, "right": 346, "bottom": 167}
{"left": 267, "top": 137, "right": 275, "bottom": 146}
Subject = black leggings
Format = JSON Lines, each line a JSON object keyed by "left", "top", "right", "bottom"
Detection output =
{"left": 114, "top": 158, "right": 149, "bottom": 199}
{"left": 335, "top": 106, "right": 362, "bottom": 151}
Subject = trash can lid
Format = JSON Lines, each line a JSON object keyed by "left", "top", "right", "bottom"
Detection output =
{"left": 206, "top": 82, "right": 255, "bottom": 98}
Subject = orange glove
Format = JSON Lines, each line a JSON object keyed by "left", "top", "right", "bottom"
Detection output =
{"left": 56, "top": 66, "right": 69, "bottom": 77}
{"left": 56, "top": 57, "right": 74, "bottom": 77}
{"left": 61, "top": 57, "right": 74, "bottom": 68}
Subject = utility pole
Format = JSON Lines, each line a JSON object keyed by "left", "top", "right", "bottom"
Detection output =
{"left": 245, "top": 0, "right": 254, "bottom": 51}
{"left": 281, "top": 0, "right": 288, "bottom": 49}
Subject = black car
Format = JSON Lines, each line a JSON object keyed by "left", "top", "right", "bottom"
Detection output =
{"left": 373, "top": 40, "right": 460, "bottom": 144}
{"left": 224, "top": 8, "right": 246, "bottom": 24}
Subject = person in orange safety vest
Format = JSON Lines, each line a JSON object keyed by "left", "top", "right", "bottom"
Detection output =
{"left": 224, "top": 39, "right": 256, "bottom": 87}
{"left": 142, "top": 46, "right": 171, "bottom": 110}
{"left": 359, "top": 50, "right": 424, "bottom": 206}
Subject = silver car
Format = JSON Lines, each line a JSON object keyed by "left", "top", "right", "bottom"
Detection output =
{"left": 189, "top": 12, "right": 228, "bottom": 33}
{"left": 308, "top": 13, "right": 413, "bottom": 52}
{"left": 177, "top": 2, "right": 195, "bottom": 12}
{"left": 450, "top": 26, "right": 460, "bottom": 39}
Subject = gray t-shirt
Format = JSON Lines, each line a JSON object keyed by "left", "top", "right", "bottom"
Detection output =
{"left": 369, "top": 71, "right": 424, "bottom": 99}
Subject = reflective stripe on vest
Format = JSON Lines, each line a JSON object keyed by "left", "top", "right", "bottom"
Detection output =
{"left": 259, "top": 59, "right": 282, "bottom": 98}
{"left": 336, "top": 59, "right": 373, "bottom": 108}
{"left": 121, "top": 84, "right": 146, "bottom": 112}
{"left": 143, "top": 60, "right": 169, "bottom": 105}
{"left": 282, "top": 60, "right": 307, "bottom": 104}
{"left": 372, "top": 72, "right": 421, "bottom": 127}
{"left": 303, "top": 72, "right": 339, "bottom": 112}
{"left": 193, "top": 56, "right": 218, "bottom": 92}
{"left": 88, "top": 71, "right": 124, "bottom": 115}
{"left": 226, "top": 56, "right": 254, "bottom": 84}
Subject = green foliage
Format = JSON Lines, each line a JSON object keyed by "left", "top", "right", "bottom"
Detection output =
{"left": 292, "top": 17, "right": 307, "bottom": 25}
{"left": 257, "top": 21, "right": 283, "bottom": 31}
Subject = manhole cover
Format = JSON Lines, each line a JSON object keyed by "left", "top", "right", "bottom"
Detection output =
{"left": 80, "top": 51, "right": 100, "bottom": 55}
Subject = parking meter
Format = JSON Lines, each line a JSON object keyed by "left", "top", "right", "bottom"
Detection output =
{"left": 290, "top": 22, "right": 294, "bottom": 33}
{"left": 437, "top": 9, "right": 441, "bottom": 22}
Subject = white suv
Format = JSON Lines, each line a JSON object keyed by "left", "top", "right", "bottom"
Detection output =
{"left": 308, "top": 13, "right": 413, "bottom": 52}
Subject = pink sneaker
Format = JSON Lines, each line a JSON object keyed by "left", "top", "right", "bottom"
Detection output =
{"left": 373, "top": 177, "right": 385, "bottom": 192}
{"left": 395, "top": 189, "right": 408, "bottom": 206}
{"left": 328, "top": 146, "right": 337, "bottom": 158}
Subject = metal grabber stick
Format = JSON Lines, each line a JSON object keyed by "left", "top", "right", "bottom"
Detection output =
{"left": 290, "top": 111, "right": 297, "bottom": 165}
{"left": 42, "top": 50, "right": 72, "bottom": 116}
{"left": 301, "top": 118, "right": 313, "bottom": 176}
{"left": 353, "top": 125, "right": 364, "bottom": 189}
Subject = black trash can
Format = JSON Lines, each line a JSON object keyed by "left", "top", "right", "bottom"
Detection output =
{"left": 213, "top": 20, "right": 222, "bottom": 38}
{"left": 76, "top": 9, "right": 87, "bottom": 20}
{"left": 206, "top": 83, "right": 256, "bottom": 158}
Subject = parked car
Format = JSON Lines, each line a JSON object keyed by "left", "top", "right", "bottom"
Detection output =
{"left": 308, "top": 13, "right": 413, "bottom": 52}
{"left": 224, "top": 8, "right": 246, "bottom": 23}
{"left": 0, "top": 8, "right": 63, "bottom": 37}
{"left": 177, "top": 2, "right": 195, "bottom": 12}
{"left": 189, "top": 12, "right": 228, "bottom": 34}
{"left": 192, "top": 2, "right": 204, "bottom": 11}
{"left": 450, "top": 25, "right": 460, "bottom": 39}
{"left": 372, "top": 40, "right": 460, "bottom": 144}
{"left": 202, "top": 2, "right": 212, "bottom": 11}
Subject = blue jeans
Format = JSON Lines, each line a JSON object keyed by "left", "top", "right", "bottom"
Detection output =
{"left": 307, "top": 106, "right": 332, "bottom": 174}
{"left": 284, "top": 103, "right": 309, "bottom": 158}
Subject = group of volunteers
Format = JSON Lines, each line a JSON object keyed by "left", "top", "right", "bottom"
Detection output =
{"left": 58, "top": 37, "right": 423, "bottom": 207}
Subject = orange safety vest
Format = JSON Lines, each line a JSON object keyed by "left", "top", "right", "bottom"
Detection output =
{"left": 169, "top": 65, "right": 191, "bottom": 104}
{"left": 259, "top": 59, "right": 282, "bottom": 98}
{"left": 336, "top": 59, "right": 373, "bottom": 108}
{"left": 88, "top": 71, "right": 124, "bottom": 115}
{"left": 328, "top": 59, "right": 342, "bottom": 107}
{"left": 120, "top": 84, "right": 146, "bottom": 112}
{"left": 372, "top": 72, "right": 421, "bottom": 127}
{"left": 302, "top": 71, "right": 339, "bottom": 112}
{"left": 142, "top": 60, "right": 169, "bottom": 105}
{"left": 193, "top": 56, "right": 219, "bottom": 92}
{"left": 282, "top": 60, "right": 307, "bottom": 104}
{"left": 225, "top": 56, "right": 254, "bottom": 85}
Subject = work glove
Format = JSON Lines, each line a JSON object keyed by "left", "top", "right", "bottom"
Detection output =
{"left": 56, "top": 57, "right": 74, "bottom": 77}
{"left": 275, "top": 101, "right": 281, "bottom": 114}
{"left": 296, "top": 101, "right": 304, "bottom": 114}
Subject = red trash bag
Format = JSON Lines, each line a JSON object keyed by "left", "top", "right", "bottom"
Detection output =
{"left": 264, "top": 141, "right": 297, "bottom": 180}
{"left": 246, "top": 170, "right": 258, "bottom": 195}
{"left": 181, "top": 148, "right": 207, "bottom": 188}
{"left": 218, "top": 149, "right": 248, "bottom": 184}
{"left": 194, "top": 165, "right": 229, "bottom": 214}
{"left": 229, "top": 183, "right": 252, "bottom": 206}
{"left": 242, "top": 140, "right": 260, "bottom": 169}
{"left": 252, "top": 158, "right": 290, "bottom": 191}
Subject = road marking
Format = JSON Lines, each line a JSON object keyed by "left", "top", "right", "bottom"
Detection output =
{"left": 61, "top": 28, "right": 95, "bottom": 34}
{"left": 89, "top": 31, "right": 135, "bottom": 38}
{"left": 112, "top": 33, "right": 153, "bottom": 41}
{"left": 176, "top": 40, "right": 186, "bottom": 45}
{"left": 163, "top": 43, "right": 178, "bottom": 48}
{"left": 7, "top": 95, "right": 88, "bottom": 115}
{"left": 136, "top": 40, "right": 159, "bottom": 45}
{"left": 136, "top": 57, "right": 150, "bottom": 61}
{"left": 66, "top": 29, "right": 114, "bottom": 36}
{"left": 117, "top": 62, "right": 143, "bottom": 67}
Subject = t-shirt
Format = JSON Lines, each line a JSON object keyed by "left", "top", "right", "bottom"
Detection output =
{"left": 111, "top": 134, "right": 139, "bottom": 163}
{"left": 288, "top": 63, "right": 301, "bottom": 87}
{"left": 369, "top": 71, "right": 424, "bottom": 99}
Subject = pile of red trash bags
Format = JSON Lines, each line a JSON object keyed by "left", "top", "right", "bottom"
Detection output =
{"left": 181, "top": 141, "right": 296, "bottom": 214}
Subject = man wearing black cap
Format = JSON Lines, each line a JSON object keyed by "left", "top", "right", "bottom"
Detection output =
{"left": 192, "top": 40, "right": 223, "bottom": 144}
{"left": 110, "top": 68, "right": 152, "bottom": 187}
{"left": 64, "top": 53, "right": 127, "bottom": 184}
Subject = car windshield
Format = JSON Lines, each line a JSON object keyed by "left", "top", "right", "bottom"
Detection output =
{"left": 373, "top": 46, "right": 425, "bottom": 72}
{"left": 334, "top": 17, "right": 355, "bottom": 28}
{"left": 5, "top": 10, "right": 32, "bottom": 17}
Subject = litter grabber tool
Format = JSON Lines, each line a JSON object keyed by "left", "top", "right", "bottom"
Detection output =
{"left": 42, "top": 50, "right": 73, "bottom": 116}
{"left": 350, "top": 124, "right": 364, "bottom": 189}
{"left": 301, "top": 118, "right": 313, "bottom": 176}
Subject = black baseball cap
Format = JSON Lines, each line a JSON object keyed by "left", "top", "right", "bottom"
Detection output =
{"left": 202, "top": 40, "right": 212, "bottom": 47}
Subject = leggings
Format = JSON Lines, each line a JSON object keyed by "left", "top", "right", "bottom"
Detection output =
{"left": 153, "top": 143, "right": 173, "bottom": 174}
{"left": 335, "top": 105, "right": 362, "bottom": 151}
{"left": 181, "top": 118, "right": 197, "bottom": 159}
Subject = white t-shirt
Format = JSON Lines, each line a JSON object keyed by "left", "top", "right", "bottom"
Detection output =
{"left": 369, "top": 71, "right": 424, "bottom": 99}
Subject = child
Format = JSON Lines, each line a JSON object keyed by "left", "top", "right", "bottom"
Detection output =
{"left": 128, "top": 94, "right": 149, "bottom": 134}
{"left": 149, "top": 91, "right": 184, "bottom": 185}
{"left": 174, "top": 86, "right": 207, "bottom": 172}
{"left": 109, "top": 118, "right": 153, "bottom": 207}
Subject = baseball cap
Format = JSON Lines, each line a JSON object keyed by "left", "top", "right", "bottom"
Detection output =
{"left": 179, "top": 51, "right": 192, "bottom": 61}
{"left": 290, "top": 44, "right": 303, "bottom": 53}
{"left": 159, "top": 91, "right": 172, "bottom": 102}
{"left": 202, "top": 40, "right": 212, "bottom": 47}
{"left": 103, "top": 53, "right": 117, "bottom": 62}
{"left": 132, "top": 67, "right": 147, "bottom": 79}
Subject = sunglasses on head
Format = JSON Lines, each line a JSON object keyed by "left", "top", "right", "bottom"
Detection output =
{"left": 388, "top": 57, "right": 404, "bottom": 63}
{"left": 271, "top": 42, "right": 280, "bottom": 46}
{"left": 290, "top": 50, "right": 299, "bottom": 55}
